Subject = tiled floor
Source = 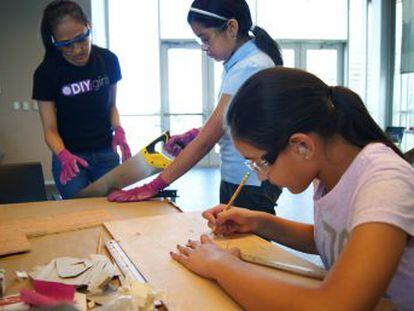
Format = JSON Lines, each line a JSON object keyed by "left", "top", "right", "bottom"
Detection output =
{"left": 170, "top": 167, "right": 323, "bottom": 267}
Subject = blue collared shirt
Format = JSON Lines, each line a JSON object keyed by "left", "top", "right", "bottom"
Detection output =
{"left": 218, "top": 40, "right": 275, "bottom": 186}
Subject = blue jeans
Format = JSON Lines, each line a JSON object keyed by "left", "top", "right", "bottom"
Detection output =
{"left": 52, "top": 148, "right": 120, "bottom": 199}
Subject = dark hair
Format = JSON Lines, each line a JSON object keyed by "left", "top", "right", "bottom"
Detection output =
{"left": 40, "top": 0, "right": 90, "bottom": 59}
{"left": 187, "top": 0, "right": 283, "bottom": 66}
{"left": 226, "top": 67, "right": 406, "bottom": 162}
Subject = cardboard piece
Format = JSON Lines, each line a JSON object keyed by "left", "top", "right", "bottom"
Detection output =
{"left": 104, "top": 212, "right": 322, "bottom": 311}
{"left": 30, "top": 255, "right": 118, "bottom": 292}
{"left": 56, "top": 258, "right": 93, "bottom": 278}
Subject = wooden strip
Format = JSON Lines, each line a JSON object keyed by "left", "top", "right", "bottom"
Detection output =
{"left": 0, "top": 225, "right": 30, "bottom": 256}
{"left": 0, "top": 209, "right": 112, "bottom": 238}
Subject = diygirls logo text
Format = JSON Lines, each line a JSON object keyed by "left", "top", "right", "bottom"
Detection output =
{"left": 61, "top": 75, "right": 110, "bottom": 96}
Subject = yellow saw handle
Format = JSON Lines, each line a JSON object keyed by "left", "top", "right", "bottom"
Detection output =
{"left": 139, "top": 131, "right": 173, "bottom": 169}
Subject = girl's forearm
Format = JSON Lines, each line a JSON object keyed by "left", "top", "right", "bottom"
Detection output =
{"left": 253, "top": 212, "right": 318, "bottom": 254}
{"left": 160, "top": 130, "right": 217, "bottom": 184}
{"left": 110, "top": 105, "right": 121, "bottom": 128}
{"left": 211, "top": 256, "right": 323, "bottom": 310}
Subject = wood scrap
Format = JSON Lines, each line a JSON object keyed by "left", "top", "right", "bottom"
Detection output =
{"left": 0, "top": 209, "right": 112, "bottom": 238}
{"left": 0, "top": 224, "right": 30, "bottom": 256}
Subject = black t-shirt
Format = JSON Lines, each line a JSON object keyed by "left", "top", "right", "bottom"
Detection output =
{"left": 33, "top": 45, "right": 122, "bottom": 152}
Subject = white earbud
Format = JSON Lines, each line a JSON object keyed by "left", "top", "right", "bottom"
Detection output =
{"left": 298, "top": 144, "right": 307, "bottom": 155}
{"left": 298, "top": 144, "right": 310, "bottom": 159}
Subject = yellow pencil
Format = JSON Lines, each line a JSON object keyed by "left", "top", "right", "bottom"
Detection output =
{"left": 212, "top": 172, "right": 250, "bottom": 234}
{"left": 223, "top": 172, "right": 251, "bottom": 211}
{"left": 96, "top": 230, "right": 103, "bottom": 254}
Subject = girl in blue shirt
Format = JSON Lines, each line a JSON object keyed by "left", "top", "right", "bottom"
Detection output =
{"left": 109, "top": 0, "right": 283, "bottom": 214}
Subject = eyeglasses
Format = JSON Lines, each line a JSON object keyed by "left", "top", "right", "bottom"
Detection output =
{"left": 52, "top": 28, "right": 91, "bottom": 51}
{"left": 244, "top": 158, "right": 271, "bottom": 175}
{"left": 194, "top": 22, "right": 228, "bottom": 49}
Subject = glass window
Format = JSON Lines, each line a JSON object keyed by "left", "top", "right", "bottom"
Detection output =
{"left": 170, "top": 115, "right": 203, "bottom": 135}
{"left": 392, "top": 0, "right": 414, "bottom": 152}
{"left": 168, "top": 49, "right": 203, "bottom": 114}
{"left": 91, "top": 0, "right": 107, "bottom": 47}
{"left": 159, "top": 0, "right": 257, "bottom": 39}
{"left": 282, "top": 49, "right": 295, "bottom": 68}
{"left": 159, "top": 0, "right": 194, "bottom": 39}
{"left": 347, "top": 0, "right": 368, "bottom": 102}
{"left": 306, "top": 49, "right": 338, "bottom": 85}
{"left": 257, "top": 0, "right": 348, "bottom": 40}
{"left": 108, "top": 1, "right": 160, "bottom": 115}
{"left": 120, "top": 116, "right": 161, "bottom": 154}
{"left": 365, "top": 1, "right": 381, "bottom": 123}
{"left": 214, "top": 62, "right": 223, "bottom": 102}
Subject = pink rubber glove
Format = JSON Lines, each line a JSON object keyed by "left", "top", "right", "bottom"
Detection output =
{"left": 108, "top": 175, "right": 168, "bottom": 202}
{"left": 112, "top": 126, "right": 131, "bottom": 162}
{"left": 56, "top": 149, "right": 88, "bottom": 185}
{"left": 164, "top": 128, "right": 200, "bottom": 157}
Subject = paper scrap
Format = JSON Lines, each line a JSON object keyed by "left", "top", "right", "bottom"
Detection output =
{"left": 30, "top": 255, "right": 118, "bottom": 290}
{"left": 56, "top": 257, "right": 93, "bottom": 278}
{"left": 15, "top": 271, "right": 28, "bottom": 280}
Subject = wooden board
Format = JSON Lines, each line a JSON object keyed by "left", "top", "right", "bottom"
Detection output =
{"left": 0, "top": 224, "right": 30, "bottom": 256}
{"left": 0, "top": 209, "right": 112, "bottom": 238}
{"left": 0, "top": 198, "right": 178, "bottom": 296}
{"left": 104, "top": 212, "right": 322, "bottom": 311}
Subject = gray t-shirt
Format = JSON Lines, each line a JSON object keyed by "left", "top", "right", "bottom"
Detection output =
{"left": 314, "top": 143, "right": 414, "bottom": 310}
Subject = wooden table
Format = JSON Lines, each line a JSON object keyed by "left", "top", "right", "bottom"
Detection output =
{"left": 0, "top": 198, "right": 395, "bottom": 310}
{"left": 0, "top": 197, "right": 179, "bottom": 295}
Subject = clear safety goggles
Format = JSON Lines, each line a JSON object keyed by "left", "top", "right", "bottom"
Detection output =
{"left": 245, "top": 158, "right": 271, "bottom": 175}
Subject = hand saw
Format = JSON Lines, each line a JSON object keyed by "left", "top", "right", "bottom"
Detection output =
{"left": 76, "top": 132, "right": 173, "bottom": 198}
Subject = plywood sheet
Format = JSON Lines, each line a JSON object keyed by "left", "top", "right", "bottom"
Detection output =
{"left": 0, "top": 224, "right": 30, "bottom": 256}
{"left": 0, "top": 209, "right": 112, "bottom": 238}
{"left": 105, "top": 212, "right": 322, "bottom": 311}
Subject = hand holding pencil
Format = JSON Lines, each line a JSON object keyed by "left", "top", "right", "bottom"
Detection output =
{"left": 203, "top": 172, "right": 259, "bottom": 235}
{"left": 222, "top": 172, "right": 250, "bottom": 212}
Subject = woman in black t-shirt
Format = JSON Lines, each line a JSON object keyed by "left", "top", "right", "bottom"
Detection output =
{"left": 33, "top": 0, "right": 131, "bottom": 199}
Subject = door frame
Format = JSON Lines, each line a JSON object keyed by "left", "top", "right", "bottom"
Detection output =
{"left": 160, "top": 40, "right": 219, "bottom": 166}
{"left": 279, "top": 40, "right": 346, "bottom": 85}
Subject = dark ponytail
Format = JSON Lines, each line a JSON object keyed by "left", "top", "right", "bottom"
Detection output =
{"left": 40, "top": 0, "right": 90, "bottom": 60}
{"left": 226, "top": 67, "right": 406, "bottom": 162}
{"left": 251, "top": 26, "right": 283, "bottom": 65}
{"left": 329, "top": 86, "right": 405, "bottom": 159}
{"left": 187, "top": 0, "right": 283, "bottom": 65}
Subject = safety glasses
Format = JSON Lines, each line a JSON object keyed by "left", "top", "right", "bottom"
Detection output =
{"left": 52, "top": 28, "right": 91, "bottom": 48}
{"left": 194, "top": 22, "right": 228, "bottom": 48}
{"left": 245, "top": 158, "right": 271, "bottom": 175}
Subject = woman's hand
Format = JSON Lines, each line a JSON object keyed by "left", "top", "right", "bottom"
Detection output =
{"left": 56, "top": 149, "right": 88, "bottom": 185}
{"left": 202, "top": 204, "right": 260, "bottom": 235}
{"left": 112, "top": 126, "right": 131, "bottom": 162}
{"left": 170, "top": 234, "right": 241, "bottom": 279}
{"left": 108, "top": 175, "right": 167, "bottom": 202}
